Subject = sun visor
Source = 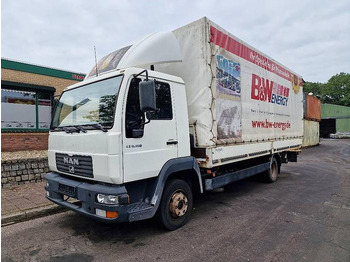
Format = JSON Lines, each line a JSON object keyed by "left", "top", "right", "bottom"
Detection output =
{"left": 117, "top": 31, "right": 182, "bottom": 69}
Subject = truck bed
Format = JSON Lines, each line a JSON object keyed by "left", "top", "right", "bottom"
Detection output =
{"left": 196, "top": 138, "right": 302, "bottom": 168}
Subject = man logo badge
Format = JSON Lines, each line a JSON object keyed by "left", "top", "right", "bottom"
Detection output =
{"left": 69, "top": 166, "right": 75, "bottom": 173}
{"left": 63, "top": 157, "right": 79, "bottom": 166}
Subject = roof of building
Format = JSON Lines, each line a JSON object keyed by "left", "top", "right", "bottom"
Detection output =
{"left": 321, "top": 103, "right": 350, "bottom": 119}
{"left": 1, "top": 58, "right": 86, "bottom": 81}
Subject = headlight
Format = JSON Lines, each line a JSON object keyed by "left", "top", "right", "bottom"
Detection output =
{"left": 96, "top": 194, "right": 119, "bottom": 205}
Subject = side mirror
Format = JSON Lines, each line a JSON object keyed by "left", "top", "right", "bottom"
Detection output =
{"left": 139, "top": 79, "right": 156, "bottom": 112}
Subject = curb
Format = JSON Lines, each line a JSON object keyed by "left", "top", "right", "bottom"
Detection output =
{"left": 1, "top": 205, "right": 67, "bottom": 226}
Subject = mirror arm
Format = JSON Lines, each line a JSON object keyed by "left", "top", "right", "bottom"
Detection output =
{"left": 140, "top": 114, "right": 151, "bottom": 127}
{"left": 133, "top": 69, "right": 149, "bottom": 81}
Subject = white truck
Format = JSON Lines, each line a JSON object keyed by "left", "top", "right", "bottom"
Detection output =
{"left": 45, "top": 17, "right": 303, "bottom": 230}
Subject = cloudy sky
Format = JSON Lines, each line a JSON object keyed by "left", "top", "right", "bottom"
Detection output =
{"left": 2, "top": 0, "right": 349, "bottom": 82}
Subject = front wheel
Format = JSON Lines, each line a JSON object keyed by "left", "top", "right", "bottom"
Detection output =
{"left": 158, "top": 179, "right": 193, "bottom": 230}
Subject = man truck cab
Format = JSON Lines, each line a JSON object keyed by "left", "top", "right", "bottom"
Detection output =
{"left": 45, "top": 18, "right": 302, "bottom": 230}
{"left": 46, "top": 68, "right": 202, "bottom": 230}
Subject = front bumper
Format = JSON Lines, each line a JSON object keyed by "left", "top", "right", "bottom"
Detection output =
{"left": 45, "top": 172, "right": 129, "bottom": 223}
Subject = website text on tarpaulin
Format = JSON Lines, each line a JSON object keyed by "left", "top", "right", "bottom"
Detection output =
{"left": 251, "top": 73, "right": 290, "bottom": 106}
{"left": 251, "top": 119, "right": 291, "bottom": 131}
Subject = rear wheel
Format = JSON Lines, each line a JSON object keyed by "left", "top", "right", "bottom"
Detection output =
{"left": 158, "top": 179, "right": 193, "bottom": 230}
{"left": 264, "top": 157, "right": 278, "bottom": 183}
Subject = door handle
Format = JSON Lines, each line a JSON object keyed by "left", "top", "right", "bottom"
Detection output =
{"left": 167, "top": 140, "right": 178, "bottom": 145}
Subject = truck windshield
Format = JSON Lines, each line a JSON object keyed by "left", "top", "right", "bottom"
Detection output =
{"left": 51, "top": 75, "right": 123, "bottom": 130}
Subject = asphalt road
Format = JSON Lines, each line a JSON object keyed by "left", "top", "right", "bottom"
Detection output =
{"left": 2, "top": 139, "right": 350, "bottom": 262}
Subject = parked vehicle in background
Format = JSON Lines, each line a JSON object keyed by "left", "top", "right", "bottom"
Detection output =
{"left": 45, "top": 17, "right": 303, "bottom": 230}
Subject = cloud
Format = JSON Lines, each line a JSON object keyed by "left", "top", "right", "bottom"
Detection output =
{"left": 2, "top": 0, "right": 349, "bottom": 82}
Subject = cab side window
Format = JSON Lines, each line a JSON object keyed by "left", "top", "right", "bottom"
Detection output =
{"left": 125, "top": 79, "right": 172, "bottom": 138}
{"left": 147, "top": 81, "right": 173, "bottom": 120}
{"left": 125, "top": 78, "right": 143, "bottom": 138}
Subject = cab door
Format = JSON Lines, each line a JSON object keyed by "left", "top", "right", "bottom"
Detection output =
{"left": 122, "top": 77, "right": 178, "bottom": 183}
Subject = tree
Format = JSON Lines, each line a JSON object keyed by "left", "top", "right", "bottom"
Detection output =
{"left": 303, "top": 81, "right": 324, "bottom": 98}
{"left": 303, "top": 72, "right": 350, "bottom": 106}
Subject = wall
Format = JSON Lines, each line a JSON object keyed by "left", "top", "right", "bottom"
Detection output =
{"left": 2, "top": 60, "right": 86, "bottom": 152}
{"left": 1, "top": 68, "right": 79, "bottom": 96}
{"left": 1, "top": 158, "right": 49, "bottom": 187}
{"left": 321, "top": 103, "right": 350, "bottom": 118}
{"left": 1, "top": 133, "right": 49, "bottom": 152}
{"left": 336, "top": 119, "right": 350, "bottom": 132}
{"left": 321, "top": 104, "right": 350, "bottom": 133}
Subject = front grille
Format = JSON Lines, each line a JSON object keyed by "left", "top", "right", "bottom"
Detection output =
{"left": 56, "top": 153, "right": 93, "bottom": 178}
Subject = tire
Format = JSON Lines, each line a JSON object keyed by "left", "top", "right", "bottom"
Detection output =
{"left": 264, "top": 157, "right": 278, "bottom": 183}
{"left": 158, "top": 179, "right": 193, "bottom": 231}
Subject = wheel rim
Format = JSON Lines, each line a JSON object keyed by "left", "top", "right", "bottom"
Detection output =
{"left": 271, "top": 162, "right": 278, "bottom": 180}
{"left": 169, "top": 191, "right": 188, "bottom": 218}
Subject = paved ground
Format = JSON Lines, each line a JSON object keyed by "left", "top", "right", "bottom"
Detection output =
{"left": 1, "top": 181, "right": 62, "bottom": 226}
{"left": 2, "top": 181, "right": 51, "bottom": 217}
{"left": 2, "top": 139, "right": 350, "bottom": 262}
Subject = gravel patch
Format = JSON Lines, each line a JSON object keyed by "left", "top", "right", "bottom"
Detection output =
{"left": 1, "top": 150, "right": 48, "bottom": 161}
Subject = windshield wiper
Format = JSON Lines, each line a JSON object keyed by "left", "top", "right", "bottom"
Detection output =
{"left": 92, "top": 123, "right": 108, "bottom": 132}
{"left": 58, "top": 126, "right": 73, "bottom": 134}
{"left": 61, "top": 126, "right": 73, "bottom": 134}
{"left": 53, "top": 126, "right": 85, "bottom": 134}
{"left": 74, "top": 125, "right": 87, "bottom": 133}
{"left": 53, "top": 124, "right": 108, "bottom": 133}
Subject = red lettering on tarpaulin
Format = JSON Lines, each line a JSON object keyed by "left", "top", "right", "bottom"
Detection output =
{"left": 210, "top": 26, "right": 294, "bottom": 82}
{"left": 265, "top": 79, "right": 273, "bottom": 102}
{"left": 251, "top": 120, "right": 291, "bottom": 131}
{"left": 250, "top": 73, "right": 290, "bottom": 106}
{"left": 262, "top": 78, "right": 274, "bottom": 103}
{"left": 279, "top": 85, "right": 284, "bottom": 96}
{"left": 251, "top": 74, "right": 261, "bottom": 100}
{"left": 285, "top": 88, "right": 289, "bottom": 97}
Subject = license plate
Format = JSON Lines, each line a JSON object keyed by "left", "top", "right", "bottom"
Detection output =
{"left": 58, "top": 183, "right": 76, "bottom": 197}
